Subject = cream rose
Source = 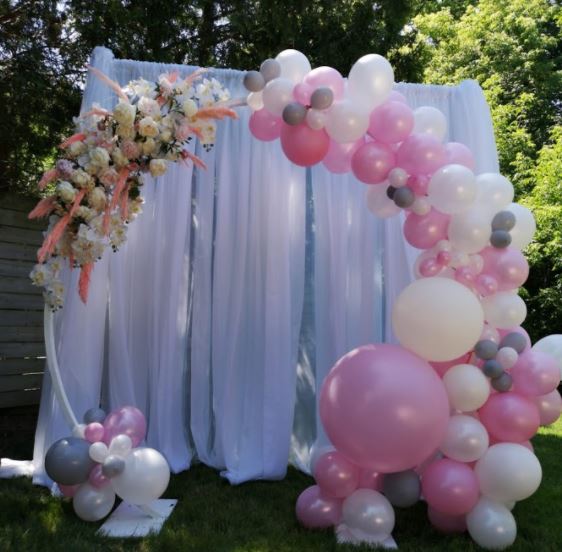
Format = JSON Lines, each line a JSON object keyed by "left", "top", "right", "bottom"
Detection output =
{"left": 182, "top": 99, "right": 198, "bottom": 117}
{"left": 138, "top": 116, "right": 159, "bottom": 138}
{"left": 149, "top": 159, "right": 167, "bottom": 177}
{"left": 88, "top": 187, "right": 107, "bottom": 211}
{"left": 72, "top": 169, "right": 93, "bottom": 189}
{"left": 68, "top": 141, "right": 87, "bottom": 157}
{"left": 117, "top": 124, "right": 136, "bottom": 139}
{"left": 111, "top": 148, "right": 128, "bottom": 168}
{"left": 56, "top": 181, "right": 76, "bottom": 203}
{"left": 138, "top": 96, "right": 161, "bottom": 118}
{"left": 113, "top": 102, "right": 137, "bottom": 126}
{"left": 142, "top": 138, "right": 158, "bottom": 155}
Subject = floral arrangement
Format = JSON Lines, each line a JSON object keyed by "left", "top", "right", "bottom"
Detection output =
{"left": 29, "top": 67, "right": 236, "bottom": 309}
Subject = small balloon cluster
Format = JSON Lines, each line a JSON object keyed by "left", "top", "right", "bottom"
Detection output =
{"left": 45, "top": 406, "right": 170, "bottom": 522}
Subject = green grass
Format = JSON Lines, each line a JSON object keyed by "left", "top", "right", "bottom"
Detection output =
{"left": 1, "top": 419, "right": 561, "bottom": 552}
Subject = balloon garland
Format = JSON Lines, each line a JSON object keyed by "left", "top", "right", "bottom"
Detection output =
{"left": 243, "top": 50, "right": 562, "bottom": 550}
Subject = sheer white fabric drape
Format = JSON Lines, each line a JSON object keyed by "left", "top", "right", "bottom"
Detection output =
{"left": 27, "top": 47, "right": 498, "bottom": 485}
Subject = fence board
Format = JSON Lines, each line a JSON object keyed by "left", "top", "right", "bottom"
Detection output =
{"left": 0, "top": 373, "right": 43, "bottom": 393}
{"left": 0, "top": 259, "right": 35, "bottom": 278}
{"left": 0, "top": 208, "right": 44, "bottom": 230}
{"left": 0, "top": 277, "right": 42, "bottom": 295}
{"left": 0, "top": 327, "right": 44, "bottom": 342}
{"left": 0, "top": 292, "right": 43, "bottom": 310}
{"left": 0, "top": 241, "right": 39, "bottom": 261}
{"left": 0, "top": 194, "right": 36, "bottom": 213}
{"left": 0, "top": 342, "right": 45, "bottom": 358}
{"left": 0, "top": 310, "right": 44, "bottom": 326}
{"left": 0, "top": 358, "right": 45, "bottom": 376}
{"left": 0, "top": 390, "right": 42, "bottom": 408}
{"left": 0, "top": 225, "right": 43, "bottom": 246}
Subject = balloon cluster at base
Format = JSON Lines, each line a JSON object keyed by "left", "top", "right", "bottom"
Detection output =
{"left": 244, "top": 49, "right": 562, "bottom": 550}
{"left": 45, "top": 406, "right": 170, "bottom": 522}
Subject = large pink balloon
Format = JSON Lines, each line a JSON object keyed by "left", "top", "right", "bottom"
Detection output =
{"left": 403, "top": 208, "right": 450, "bottom": 249}
{"left": 421, "top": 459, "right": 479, "bottom": 516}
{"left": 303, "top": 66, "right": 345, "bottom": 100}
{"left": 103, "top": 406, "right": 147, "bottom": 447}
{"left": 444, "top": 142, "right": 475, "bottom": 170}
{"left": 480, "top": 247, "right": 529, "bottom": 291}
{"left": 428, "top": 506, "right": 467, "bottom": 533}
{"left": 533, "top": 390, "right": 562, "bottom": 426}
{"left": 511, "top": 350, "right": 560, "bottom": 397}
{"left": 295, "top": 485, "right": 342, "bottom": 529}
{"left": 368, "top": 101, "right": 414, "bottom": 144}
{"left": 387, "top": 90, "right": 408, "bottom": 104}
{"left": 479, "top": 392, "right": 540, "bottom": 443}
{"left": 313, "top": 451, "right": 360, "bottom": 498}
{"left": 396, "top": 134, "right": 446, "bottom": 176}
{"left": 351, "top": 141, "right": 396, "bottom": 184}
{"left": 280, "top": 123, "right": 329, "bottom": 166}
{"left": 319, "top": 344, "right": 449, "bottom": 473}
{"left": 323, "top": 137, "right": 365, "bottom": 174}
{"left": 249, "top": 108, "right": 282, "bottom": 141}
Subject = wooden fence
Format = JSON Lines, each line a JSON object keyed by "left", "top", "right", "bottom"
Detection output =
{"left": 0, "top": 193, "right": 45, "bottom": 408}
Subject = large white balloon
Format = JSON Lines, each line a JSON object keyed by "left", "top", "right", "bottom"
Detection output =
{"left": 505, "top": 202, "right": 536, "bottom": 250}
{"left": 475, "top": 173, "right": 514, "bottom": 210}
{"left": 392, "top": 278, "right": 484, "bottom": 361}
{"left": 440, "top": 415, "right": 489, "bottom": 463}
{"left": 533, "top": 334, "right": 562, "bottom": 379}
{"left": 347, "top": 54, "right": 394, "bottom": 110}
{"left": 428, "top": 164, "right": 477, "bottom": 214}
{"left": 262, "top": 78, "right": 295, "bottom": 116}
{"left": 73, "top": 483, "right": 116, "bottom": 522}
{"left": 413, "top": 106, "right": 447, "bottom": 141}
{"left": 111, "top": 447, "right": 170, "bottom": 505}
{"left": 365, "top": 184, "right": 401, "bottom": 219}
{"left": 342, "top": 489, "right": 395, "bottom": 538}
{"left": 475, "top": 443, "right": 542, "bottom": 503}
{"left": 481, "top": 292, "right": 527, "bottom": 328}
{"left": 325, "top": 100, "right": 369, "bottom": 143}
{"left": 443, "top": 363, "right": 490, "bottom": 412}
{"left": 448, "top": 207, "right": 494, "bottom": 253}
{"left": 247, "top": 91, "right": 264, "bottom": 111}
{"left": 466, "top": 497, "right": 517, "bottom": 550}
{"left": 275, "top": 49, "right": 311, "bottom": 83}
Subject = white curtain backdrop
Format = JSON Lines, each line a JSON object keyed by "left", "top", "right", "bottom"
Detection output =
{"left": 22, "top": 47, "right": 498, "bottom": 486}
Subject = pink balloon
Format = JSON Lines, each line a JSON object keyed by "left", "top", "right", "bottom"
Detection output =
{"left": 280, "top": 123, "right": 330, "bottom": 166}
{"left": 479, "top": 392, "right": 540, "bottom": 443}
{"left": 303, "top": 66, "right": 345, "bottom": 100}
{"left": 295, "top": 485, "right": 342, "bottom": 529}
{"left": 58, "top": 484, "right": 79, "bottom": 498}
{"left": 480, "top": 247, "right": 529, "bottom": 291}
{"left": 368, "top": 101, "right": 414, "bottom": 144}
{"left": 357, "top": 469, "right": 384, "bottom": 492}
{"left": 249, "top": 108, "right": 283, "bottom": 141}
{"left": 421, "top": 459, "right": 479, "bottom": 516}
{"left": 455, "top": 266, "right": 476, "bottom": 289}
{"left": 323, "top": 137, "right": 365, "bottom": 174}
{"left": 498, "top": 327, "right": 531, "bottom": 352}
{"left": 430, "top": 352, "right": 472, "bottom": 378}
{"left": 420, "top": 258, "right": 441, "bottom": 278}
{"left": 313, "top": 451, "right": 360, "bottom": 498}
{"left": 88, "top": 464, "right": 109, "bottom": 489}
{"left": 475, "top": 274, "right": 499, "bottom": 297}
{"left": 351, "top": 141, "right": 396, "bottom": 184}
{"left": 293, "top": 82, "right": 313, "bottom": 105}
{"left": 319, "top": 344, "right": 449, "bottom": 473}
{"left": 408, "top": 175, "right": 429, "bottom": 195}
{"left": 534, "top": 390, "right": 562, "bottom": 426}
{"left": 396, "top": 134, "right": 447, "bottom": 176}
{"left": 444, "top": 142, "right": 475, "bottom": 170}
{"left": 103, "top": 406, "right": 147, "bottom": 447}
{"left": 84, "top": 422, "right": 105, "bottom": 443}
{"left": 387, "top": 90, "right": 408, "bottom": 104}
{"left": 403, "top": 208, "right": 450, "bottom": 249}
{"left": 511, "top": 350, "right": 560, "bottom": 397}
{"left": 428, "top": 506, "right": 467, "bottom": 533}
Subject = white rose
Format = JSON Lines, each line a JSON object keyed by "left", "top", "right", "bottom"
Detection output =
{"left": 75, "top": 206, "right": 95, "bottom": 221}
{"left": 113, "top": 102, "right": 137, "bottom": 126}
{"left": 71, "top": 169, "right": 93, "bottom": 189}
{"left": 88, "top": 187, "right": 107, "bottom": 211}
{"left": 138, "top": 116, "right": 159, "bottom": 138}
{"left": 30, "top": 264, "right": 52, "bottom": 286}
{"left": 160, "top": 129, "right": 172, "bottom": 143}
{"left": 68, "top": 141, "right": 87, "bottom": 157}
{"left": 149, "top": 159, "right": 167, "bottom": 177}
{"left": 56, "top": 181, "right": 76, "bottom": 203}
{"left": 112, "top": 148, "right": 128, "bottom": 168}
{"left": 160, "top": 114, "right": 175, "bottom": 128}
{"left": 138, "top": 96, "right": 161, "bottom": 118}
{"left": 142, "top": 138, "right": 158, "bottom": 155}
{"left": 89, "top": 147, "right": 110, "bottom": 169}
{"left": 117, "top": 124, "right": 136, "bottom": 139}
{"left": 182, "top": 99, "right": 198, "bottom": 117}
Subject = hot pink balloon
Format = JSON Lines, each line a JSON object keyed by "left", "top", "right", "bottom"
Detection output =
{"left": 357, "top": 469, "right": 384, "bottom": 492}
{"left": 88, "top": 464, "right": 109, "bottom": 489}
{"left": 480, "top": 247, "right": 529, "bottom": 291}
{"left": 511, "top": 350, "right": 560, "bottom": 397}
{"left": 84, "top": 422, "right": 105, "bottom": 443}
{"left": 387, "top": 90, "right": 408, "bottom": 104}
{"left": 428, "top": 506, "right": 467, "bottom": 533}
{"left": 313, "top": 451, "right": 360, "bottom": 498}
{"left": 58, "top": 484, "right": 79, "bottom": 498}
{"left": 444, "top": 142, "right": 475, "bottom": 170}
{"left": 295, "top": 485, "right": 342, "bottom": 529}
{"left": 319, "top": 344, "right": 450, "bottom": 473}
{"left": 351, "top": 141, "right": 396, "bottom": 184}
{"left": 103, "top": 406, "right": 147, "bottom": 447}
{"left": 403, "top": 208, "right": 450, "bottom": 249}
{"left": 249, "top": 108, "right": 283, "bottom": 141}
{"left": 280, "top": 123, "right": 330, "bottom": 166}
{"left": 368, "top": 101, "right": 414, "bottom": 144}
{"left": 421, "top": 459, "right": 479, "bottom": 516}
{"left": 396, "top": 134, "right": 446, "bottom": 176}
{"left": 323, "top": 137, "right": 365, "bottom": 174}
{"left": 430, "top": 352, "right": 472, "bottom": 378}
{"left": 533, "top": 390, "right": 562, "bottom": 426}
{"left": 303, "top": 66, "right": 345, "bottom": 100}
{"left": 479, "top": 392, "right": 540, "bottom": 443}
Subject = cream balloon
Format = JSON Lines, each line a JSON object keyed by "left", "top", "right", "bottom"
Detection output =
{"left": 325, "top": 100, "right": 370, "bottom": 143}
{"left": 306, "top": 108, "right": 326, "bottom": 130}
{"left": 448, "top": 207, "right": 494, "bottom": 253}
{"left": 247, "top": 91, "right": 264, "bottom": 111}
{"left": 89, "top": 441, "right": 109, "bottom": 463}
{"left": 342, "top": 489, "right": 395, "bottom": 538}
{"left": 475, "top": 173, "right": 514, "bottom": 209}
{"left": 275, "top": 49, "right": 311, "bottom": 83}
{"left": 262, "top": 78, "right": 295, "bottom": 116}
{"left": 73, "top": 483, "right": 116, "bottom": 522}
{"left": 392, "top": 278, "right": 484, "bottom": 361}
{"left": 413, "top": 106, "right": 447, "bottom": 141}
{"left": 466, "top": 498, "right": 517, "bottom": 550}
{"left": 533, "top": 334, "right": 562, "bottom": 379}
{"left": 347, "top": 54, "right": 394, "bottom": 110}
{"left": 365, "top": 185, "right": 401, "bottom": 219}
{"left": 440, "top": 415, "right": 489, "bottom": 463}
{"left": 505, "top": 202, "right": 536, "bottom": 250}
{"left": 481, "top": 292, "right": 527, "bottom": 328}
{"left": 443, "top": 363, "right": 490, "bottom": 412}
{"left": 428, "top": 164, "right": 477, "bottom": 214}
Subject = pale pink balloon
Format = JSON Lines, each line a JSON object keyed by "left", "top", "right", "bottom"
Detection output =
{"left": 428, "top": 506, "right": 467, "bottom": 533}
{"left": 319, "top": 344, "right": 450, "bottom": 473}
{"left": 103, "top": 406, "right": 147, "bottom": 447}
{"left": 295, "top": 485, "right": 343, "bottom": 529}
{"left": 88, "top": 464, "right": 109, "bottom": 489}
{"left": 388, "top": 90, "right": 408, "bottom": 104}
{"left": 84, "top": 422, "right": 105, "bottom": 443}
{"left": 421, "top": 459, "right": 479, "bottom": 516}
{"left": 420, "top": 258, "right": 441, "bottom": 277}
{"left": 303, "top": 66, "right": 345, "bottom": 100}
{"left": 368, "top": 101, "right": 414, "bottom": 144}
{"left": 280, "top": 123, "right": 330, "bottom": 166}
{"left": 313, "top": 451, "right": 360, "bottom": 498}
{"left": 396, "top": 134, "right": 447, "bottom": 176}
{"left": 403, "top": 208, "right": 450, "bottom": 249}
{"left": 444, "top": 142, "right": 475, "bottom": 170}
{"left": 249, "top": 108, "right": 283, "bottom": 141}
{"left": 480, "top": 247, "right": 529, "bottom": 291}
{"left": 430, "top": 352, "right": 472, "bottom": 378}
{"left": 351, "top": 141, "right": 396, "bottom": 184}
{"left": 479, "top": 392, "right": 540, "bottom": 443}
{"left": 358, "top": 469, "right": 384, "bottom": 492}
{"left": 533, "top": 390, "right": 562, "bottom": 426}
{"left": 408, "top": 175, "right": 429, "bottom": 195}
{"left": 323, "top": 137, "right": 365, "bottom": 174}
{"left": 58, "top": 484, "right": 79, "bottom": 498}
{"left": 498, "top": 327, "right": 531, "bottom": 352}
{"left": 475, "top": 274, "right": 499, "bottom": 297}
{"left": 455, "top": 266, "right": 476, "bottom": 289}
{"left": 293, "top": 82, "right": 313, "bottom": 105}
{"left": 511, "top": 350, "right": 560, "bottom": 397}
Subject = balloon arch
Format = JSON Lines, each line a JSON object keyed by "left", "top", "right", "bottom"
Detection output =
{"left": 29, "top": 49, "right": 561, "bottom": 548}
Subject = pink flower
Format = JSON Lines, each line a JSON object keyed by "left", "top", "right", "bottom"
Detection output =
{"left": 175, "top": 122, "right": 191, "bottom": 142}
{"left": 121, "top": 140, "right": 141, "bottom": 159}
{"left": 99, "top": 167, "right": 119, "bottom": 187}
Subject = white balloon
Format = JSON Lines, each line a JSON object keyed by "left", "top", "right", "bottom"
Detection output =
{"left": 475, "top": 173, "right": 514, "bottom": 209}
{"left": 111, "top": 447, "right": 170, "bottom": 505}
{"left": 413, "top": 106, "right": 447, "bottom": 141}
{"left": 443, "top": 363, "right": 491, "bottom": 412}
{"left": 392, "top": 278, "right": 484, "bottom": 361}
{"left": 342, "top": 489, "right": 395, "bottom": 538}
{"left": 448, "top": 207, "right": 494, "bottom": 253}
{"left": 325, "top": 99, "right": 369, "bottom": 143}
{"left": 440, "top": 415, "right": 489, "bottom": 462}
{"left": 72, "top": 423, "right": 86, "bottom": 439}
{"left": 411, "top": 197, "right": 431, "bottom": 216}
{"left": 89, "top": 441, "right": 109, "bottom": 463}
{"left": 109, "top": 434, "right": 133, "bottom": 458}
{"left": 275, "top": 49, "right": 311, "bottom": 83}
{"left": 533, "top": 334, "right": 562, "bottom": 379}
{"left": 73, "top": 483, "right": 116, "bottom": 522}
{"left": 505, "top": 203, "right": 536, "bottom": 250}
{"left": 466, "top": 497, "right": 517, "bottom": 550}
{"left": 481, "top": 292, "right": 527, "bottom": 328}
{"left": 428, "top": 164, "right": 477, "bottom": 214}
{"left": 347, "top": 54, "right": 394, "bottom": 110}
{"left": 496, "top": 347, "right": 518, "bottom": 369}
{"left": 247, "top": 91, "right": 263, "bottom": 111}
{"left": 306, "top": 108, "right": 326, "bottom": 130}
{"left": 388, "top": 168, "right": 408, "bottom": 188}
{"left": 262, "top": 78, "right": 295, "bottom": 116}
{"left": 475, "top": 443, "right": 542, "bottom": 503}
{"left": 365, "top": 184, "right": 401, "bottom": 219}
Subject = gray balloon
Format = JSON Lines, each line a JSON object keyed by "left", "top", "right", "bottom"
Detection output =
{"left": 83, "top": 407, "right": 106, "bottom": 425}
{"left": 492, "top": 372, "right": 513, "bottom": 392}
{"left": 474, "top": 340, "right": 498, "bottom": 360}
{"left": 386, "top": 186, "right": 397, "bottom": 200}
{"left": 282, "top": 102, "right": 307, "bottom": 126}
{"left": 243, "top": 70, "right": 265, "bottom": 92}
{"left": 483, "top": 359, "right": 504, "bottom": 379}
{"left": 102, "top": 455, "right": 126, "bottom": 478}
{"left": 260, "top": 58, "right": 281, "bottom": 82}
{"left": 383, "top": 470, "right": 421, "bottom": 508}
{"left": 499, "top": 332, "right": 527, "bottom": 353}
{"left": 45, "top": 437, "right": 95, "bottom": 485}
{"left": 393, "top": 187, "right": 415, "bottom": 208}
{"left": 490, "top": 230, "right": 512, "bottom": 249}
{"left": 492, "top": 210, "right": 516, "bottom": 231}
{"left": 310, "top": 87, "right": 334, "bottom": 110}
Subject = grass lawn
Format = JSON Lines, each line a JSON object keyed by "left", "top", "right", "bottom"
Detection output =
{"left": 0, "top": 418, "right": 560, "bottom": 552}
